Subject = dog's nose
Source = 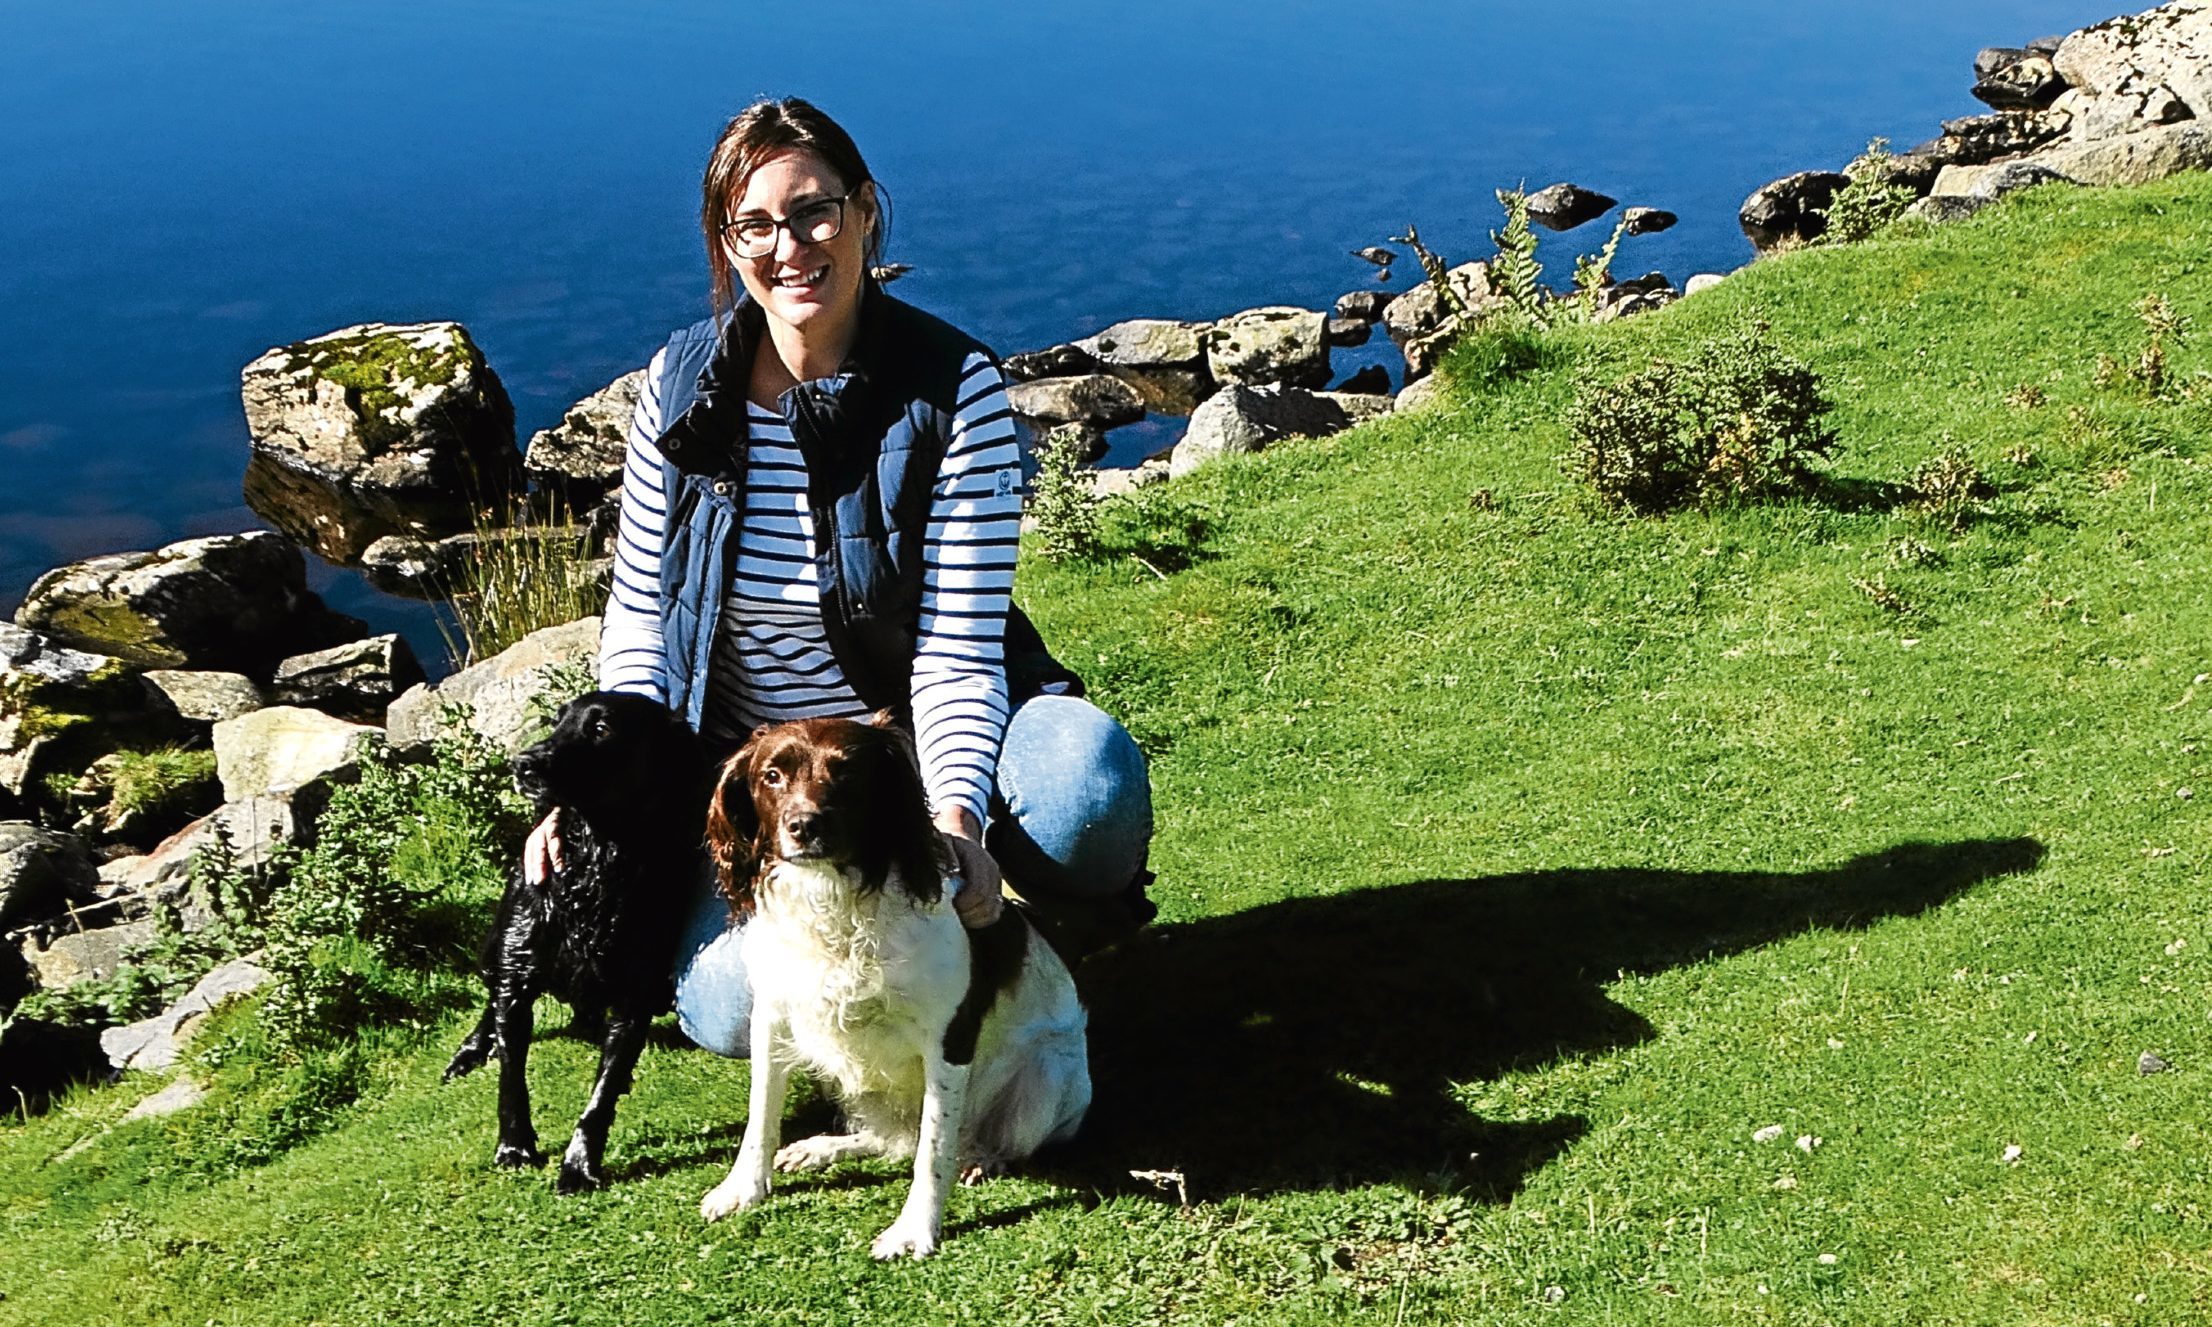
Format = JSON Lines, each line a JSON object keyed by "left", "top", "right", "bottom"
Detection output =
{"left": 784, "top": 811, "right": 820, "bottom": 846}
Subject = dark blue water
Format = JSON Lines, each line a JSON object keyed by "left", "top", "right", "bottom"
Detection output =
{"left": 0, "top": 0, "right": 2113, "bottom": 666}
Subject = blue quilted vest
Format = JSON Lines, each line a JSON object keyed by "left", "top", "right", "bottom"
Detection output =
{"left": 646, "top": 284, "right": 1078, "bottom": 733}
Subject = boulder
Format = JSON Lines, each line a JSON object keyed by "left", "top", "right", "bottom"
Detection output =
{"left": 1622, "top": 206, "right": 1678, "bottom": 235}
{"left": 270, "top": 634, "right": 425, "bottom": 723}
{"left": 211, "top": 706, "right": 379, "bottom": 805}
{"left": 61, "top": 749, "right": 222, "bottom": 850}
{"left": 0, "top": 624, "right": 147, "bottom": 806}
{"left": 1005, "top": 374, "right": 1146, "bottom": 430}
{"left": 1905, "top": 194, "right": 1993, "bottom": 224}
{"left": 1076, "top": 319, "right": 1213, "bottom": 414}
{"left": 1168, "top": 385, "right": 1393, "bottom": 478}
{"left": 1395, "top": 375, "right": 1444, "bottom": 412}
{"left": 1684, "top": 273, "right": 1728, "bottom": 295}
{"left": 99, "top": 795, "right": 306, "bottom": 910}
{"left": 1739, "top": 171, "right": 1851, "bottom": 253}
{"left": 0, "top": 821, "right": 99, "bottom": 930}
{"left": 1967, "top": 161, "right": 2079, "bottom": 200}
{"left": 15, "top": 531, "right": 363, "bottom": 675}
{"left": 24, "top": 917, "right": 155, "bottom": 990}
{"left": 522, "top": 368, "right": 645, "bottom": 512}
{"left": 1913, "top": 111, "right": 2073, "bottom": 167}
{"left": 1333, "top": 290, "right": 1397, "bottom": 324}
{"left": 100, "top": 956, "right": 273, "bottom": 1074}
{"left": 1972, "top": 54, "right": 2066, "bottom": 110}
{"left": 2022, "top": 118, "right": 2212, "bottom": 185}
{"left": 1325, "top": 317, "right": 1372, "bottom": 347}
{"left": 239, "top": 321, "right": 521, "bottom": 563}
{"left": 1333, "top": 365, "right": 1393, "bottom": 395}
{"left": 359, "top": 534, "right": 446, "bottom": 598}
{"left": 1203, "top": 307, "right": 1331, "bottom": 389}
{"left": 1975, "top": 45, "right": 2031, "bottom": 78}
{"left": 1002, "top": 343, "right": 1102, "bottom": 382}
{"left": 1524, "top": 182, "right": 1618, "bottom": 231}
{"left": 1034, "top": 422, "right": 1108, "bottom": 465}
{"left": 385, "top": 616, "right": 600, "bottom": 757}
{"left": 1382, "top": 263, "right": 1494, "bottom": 347}
{"left": 141, "top": 670, "right": 265, "bottom": 725}
{"left": 2052, "top": 3, "right": 2212, "bottom": 132}
{"left": 1084, "top": 459, "right": 1171, "bottom": 501}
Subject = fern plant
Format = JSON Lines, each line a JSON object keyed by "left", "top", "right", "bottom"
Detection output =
{"left": 1572, "top": 214, "right": 1633, "bottom": 319}
{"left": 1490, "top": 189, "right": 1549, "bottom": 329}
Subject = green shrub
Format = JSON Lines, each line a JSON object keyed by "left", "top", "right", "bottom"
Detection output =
{"left": 1822, "top": 138, "right": 1918, "bottom": 245}
{"left": 1564, "top": 317, "right": 1837, "bottom": 513}
{"left": 1910, "top": 446, "right": 1992, "bottom": 531}
{"left": 1027, "top": 424, "right": 1104, "bottom": 563}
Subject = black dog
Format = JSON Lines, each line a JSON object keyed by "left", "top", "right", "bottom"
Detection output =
{"left": 444, "top": 690, "right": 708, "bottom": 1194}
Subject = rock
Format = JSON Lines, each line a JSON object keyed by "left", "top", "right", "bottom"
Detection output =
{"left": 239, "top": 321, "right": 521, "bottom": 562}
{"left": 1002, "top": 343, "right": 1101, "bottom": 382}
{"left": 1905, "top": 194, "right": 1992, "bottom": 224}
{"left": 270, "top": 634, "right": 425, "bottom": 723}
{"left": 1973, "top": 54, "right": 2066, "bottom": 110}
{"left": 100, "top": 956, "right": 273, "bottom": 1074}
{"left": 1975, "top": 45, "right": 2030, "bottom": 79}
{"left": 1006, "top": 374, "right": 1146, "bottom": 430}
{"left": 0, "top": 624, "right": 148, "bottom": 806}
{"left": 1592, "top": 279, "right": 1681, "bottom": 323}
{"left": 1739, "top": 171, "right": 1851, "bottom": 253}
{"left": 385, "top": 616, "right": 600, "bottom": 757}
{"left": 1915, "top": 111, "right": 2074, "bottom": 167}
{"left": 1333, "top": 290, "right": 1396, "bottom": 323}
{"left": 212, "top": 706, "right": 379, "bottom": 804}
{"left": 1382, "top": 263, "right": 1494, "bottom": 347}
{"left": 523, "top": 368, "right": 644, "bottom": 512}
{"left": 1350, "top": 245, "right": 1397, "bottom": 268}
{"left": 141, "top": 670, "right": 265, "bottom": 725}
{"left": 24, "top": 917, "right": 156, "bottom": 989}
{"left": 0, "top": 1017, "right": 108, "bottom": 1113}
{"left": 2139, "top": 1050, "right": 2171, "bottom": 1075}
{"left": 1524, "top": 182, "right": 1618, "bottom": 230}
{"left": 122, "top": 1075, "right": 207, "bottom": 1121}
{"left": 1085, "top": 459, "right": 1172, "bottom": 500}
{"left": 359, "top": 534, "right": 445, "bottom": 598}
{"left": 1325, "top": 317, "right": 1372, "bottom": 348}
{"left": 62, "top": 749, "right": 221, "bottom": 850}
{"left": 1203, "top": 306, "right": 1331, "bottom": 389}
{"left": 99, "top": 795, "right": 306, "bottom": 911}
{"left": 1967, "top": 161, "right": 2078, "bottom": 200}
{"left": 2021, "top": 119, "right": 2212, "bottom": 185}
{"left": 2053, "top": 3, "right": 2212, "bottom": 132}
{"left": 1168, "top": 385, "right": 1393, "bottom": 478}
{"left": 15, "top": 531, "right": 363, "bottom": 675}
{"left": 1077, "top": 319, "right": 1213, "bottom": 414}
{"left": 0, "top": 822, "right": 99, "bottom": 929}
{"left": 2027, "top": 32, "right": 2068, "bottom": 56}
{"left": 1621, "top": 206, "right": 1677, "bottom": 235}
{"left": 1035, "top": 422, "right": 1108, "bottom": 464}
{"left": 1887, "top": 151, "right": 1951, "bottom": 195}
{"left": 1395, "top": 376, "right": 1444, "bottom": 412}
{"left": 1333, "top": 365, "right": 1392, "bottom": 395}
{"left": 1684, "top": 273, "right": 1727, "bottom": 295}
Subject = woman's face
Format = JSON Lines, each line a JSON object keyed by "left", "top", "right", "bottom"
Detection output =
{"left": 722, "top": 148, "right": 875, "bottom": 342}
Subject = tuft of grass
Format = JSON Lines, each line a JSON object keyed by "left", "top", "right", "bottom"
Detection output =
{"left": 437, "top": 503, "right": 602, "bottom": 668}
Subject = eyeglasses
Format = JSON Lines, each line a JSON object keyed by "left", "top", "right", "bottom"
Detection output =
{"left": 720, "top": 195, "right": 848, "bottom": 259}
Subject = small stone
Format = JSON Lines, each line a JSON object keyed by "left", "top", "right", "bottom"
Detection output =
{"left": 1753, "top": 1123, "right": 1785, "bottom": 1143}
{"left": 1621, "top": 206, "right": 1677, "bottom": 235}
{"left": 1816, "top": 1253, "right": 1838, "bottom": 1266}
{"left": 2001, "top": 1144, "right": 2024, "bottom": 1165}
{"left": 1772, "top": 1175, "right": 1798, "bottom": 1190}
{"left": 1324, "top": 317, "right": 1371, "bottom": 348}
{"left": 1333, "top": 290, "right": 1396, "bottom": 323}
{"left": 2140, "top": 1051, "right": 2170, "bottom": 1075}
{"left": 1350, "top": 246, "right": 1396, "bottom": 268}
{"left": 1795, "top": 1134, "right": 1821, "bottom": 1153}
{"left": 2178, "top": 787, "right": 2193, "bottom": 800}
{"left": 1524, "top": 182, "right": 1618, "bottom": 231}
{"left": 1684, "top": 273, "right": 1726, "bottom": 296}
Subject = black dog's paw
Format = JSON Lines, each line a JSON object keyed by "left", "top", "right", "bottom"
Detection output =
{"left": 494, "top": 1140, "right": 546, "bottom": 1169}
{"left": 443, "top": 1041, "right": 490, "bottom": 1082}
{"left": 555, "top": 1156, "right": 605, "bottom": 1196}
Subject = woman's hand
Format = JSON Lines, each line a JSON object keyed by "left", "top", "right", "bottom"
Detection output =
{"left": 935, "top": 808, "right": 1003, "bottom": 929}
{"left": 524, "top": 809, "right": 564, "bottom": 885}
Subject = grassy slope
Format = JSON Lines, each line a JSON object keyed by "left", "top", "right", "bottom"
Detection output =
{"left": 7, "top": 177, "right": 2212, "bottom": 1326}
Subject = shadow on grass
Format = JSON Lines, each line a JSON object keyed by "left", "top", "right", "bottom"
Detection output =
{"left": 1055, "top": 836, "right": 2042, "bottom": 1204}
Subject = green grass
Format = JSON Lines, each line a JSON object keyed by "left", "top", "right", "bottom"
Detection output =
{"left": 8, "top": 177, "right": 2212, "bottom": 1325}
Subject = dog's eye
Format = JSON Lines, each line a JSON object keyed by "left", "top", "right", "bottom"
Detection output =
{"left": 761, "top": 766, "right": 785, "bottom": 787}
{"left": 591, "top": 719, "right": 611, "bottom": 740}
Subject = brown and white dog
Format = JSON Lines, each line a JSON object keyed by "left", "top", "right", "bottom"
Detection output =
{"left": 696, "top": 712, "right": 1090, "bottom": 1259}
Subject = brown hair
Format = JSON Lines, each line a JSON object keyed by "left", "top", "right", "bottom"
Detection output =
{"left": 700, "top": 97, "right": 888, "bottom": 319}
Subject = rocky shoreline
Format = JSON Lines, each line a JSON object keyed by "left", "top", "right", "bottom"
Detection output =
{"left": 5, "top": 0, "right": 2211, "bottom": 1111}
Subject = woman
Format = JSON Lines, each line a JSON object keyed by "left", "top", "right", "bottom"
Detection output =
{"left": 528, "top": 97, "right": 1154, "bottom": 1056}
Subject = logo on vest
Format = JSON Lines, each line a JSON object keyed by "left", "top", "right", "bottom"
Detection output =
{"left": 995, "top": 468, "right": 1019, "bottom": 498}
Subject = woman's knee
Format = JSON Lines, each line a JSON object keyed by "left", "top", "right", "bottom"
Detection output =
{"left": 990, "top": 695, "right": 1153, "bottom": 900}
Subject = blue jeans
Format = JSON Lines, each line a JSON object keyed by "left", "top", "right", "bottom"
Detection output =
{"left": 671, "top": 694, "right": 1152, "bottom": 1058}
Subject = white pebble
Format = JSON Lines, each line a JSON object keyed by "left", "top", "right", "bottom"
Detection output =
{"left": 1796, "top": 1134, "right": 1822, "bottom": 1154}
{"left": 2002, "top": 1144, "right": 2024, "bottom": 1165}
{"left": 1753, "top": 1124, "right": 1785, "bottom": 1143}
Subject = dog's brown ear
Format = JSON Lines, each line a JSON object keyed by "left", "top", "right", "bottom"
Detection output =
{"left": 867, "top": 707, "right": 901, "bottom": 731}
{"left": 704, "top": 740, "right": 763, "bottom": 917}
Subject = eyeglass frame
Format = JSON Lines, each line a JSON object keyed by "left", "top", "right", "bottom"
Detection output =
{"left": 719, "top": 193, "right": 851, "bottom": 260}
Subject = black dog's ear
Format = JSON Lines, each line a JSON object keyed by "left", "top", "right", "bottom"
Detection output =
{"left": 705, "top": 738, "right": 764, "bottom": 917}
{"left": 872, "top": 724, "right": 954, "bottom": 904}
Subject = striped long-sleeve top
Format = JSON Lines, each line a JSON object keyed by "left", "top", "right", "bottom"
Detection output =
{"left": 596, "top": 348, "right": 1024, "bottom": 829}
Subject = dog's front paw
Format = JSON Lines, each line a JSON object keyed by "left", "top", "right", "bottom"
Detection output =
{"left": 443, "top": 1041, "right": 489, "bottom": 1082}
{"left": 775, "top": 1135, "right": 849, "bottom": 1172}
{"left": 871, "top": 1214, "right": 941, "bottom": 1261}
{"left": 699, "top": 1171, "right": 768, "bottom": 1223}
{"left": 494, "top": 1139, "right": 546, "bottom": 1169}
{"left": 555, "top": 1143, "right": 605, "bottom": 1196}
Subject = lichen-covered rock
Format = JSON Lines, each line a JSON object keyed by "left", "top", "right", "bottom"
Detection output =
{"left": 141, "top": 670, "right": 266, "bottom": 725}
{"left": 2053, "top": 2, "right": 2212, "bottom": 135}
{"left": 1168, "top": 385, "right": 1392, "bottom": 478}
{"left": 2024, "top": 118, "right": 2212, "bottom": 184}
{"left": 212, "top": 705, "right": 379, "bottom": 804}
{"left": 1381, "top": 263, "right": 1493, "bottom": 348}
{"left": 1972, "top": 53, "right": 2066, "bottom": 110}
{"left": 1524, "top": 182, "right": 1618, "bottom": 230}
{"left": 270, "top": 634, "right": 425, "bottom": 723}
{"left": 1912, "top": 111, "right": 2073, "bottom": 168}
{"left": 1006, "top": 374, "right": 1147, "bottom": 430}
{"left": 385, "top": 616, "right": 600, "bottom": 756}
{"left": 1904, "top": 194, "right": 1994, "bottom": 224}
{"left": 239, "top": 321, "right": 520, "bottom": 562}
{"left": 15, "top": 531, "right": 363, "bottom": 675}
{"left": 1078, "top": 319, "right": 1213, "bottom": 413}
{"left": 523, "top": 368, "right": 645, "bottom": 512}
{"left": 0, "top": 624, "right": 181, "bottom": 808}
{"left": 1203, "top": 307, "right": 1331, "bottom": 389}
{"left": 1395, "top": 375, "right": 1444, "bottom": 412}
{"left": 1739, "top": 171, "right": 1851, "bottom": 253}
{"left": 0, "top": 821, "right": 99, "bottom": 929}
{"left": 101, "top": 956, "right": 273, "bottom": 1074}
{"left": 24, "top": 917, "right": 154, "bottom": 990}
